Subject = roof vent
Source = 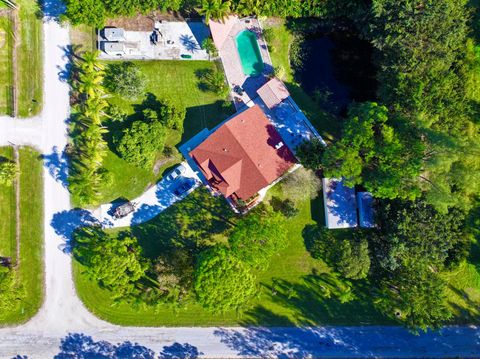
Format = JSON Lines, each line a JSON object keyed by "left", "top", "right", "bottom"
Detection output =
{"left": 223, "top": 148, "right": 227, "bottom": 152}
{"left": 275, "top": 141, "right": 284, "bottom": 150}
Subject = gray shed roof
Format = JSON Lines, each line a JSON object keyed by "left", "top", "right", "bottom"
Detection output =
{"left": 357, "top": 192, "right": 375, "bottom": 228}
{"left": 103, "top": 27, "right": 125, "bottom": 41}
{"left": 103, "top": 42, "right": 125, "bottom": 53}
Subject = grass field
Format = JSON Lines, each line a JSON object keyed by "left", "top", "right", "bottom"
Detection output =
{"left": 17, "top": 0, "right": 43, "bottom": 117}
{"left": 0, "top": 146, "right": 44, "bottom": 325}
{"left": 0, "top": 147, "right": 16, "bottom": 260}
{"left": 262, "top": 19, "right": 341, "bottom": 142}
{"left": 0, "top": 15, "right": 14, "bottom": 115}
{"left": 90, "top": 60, "right": 234, "bottom": 206}
{"left": 70, "top": 24, "right": 96, "bottom": 52}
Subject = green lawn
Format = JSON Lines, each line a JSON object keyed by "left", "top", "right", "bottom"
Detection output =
{"left": 17, "top": 0, "right": 43, "bottom": 117}
{"left": 74, "top": 183, "right": 480, "bottom": 327}
{"left": 90, "top": 60, "right": 234, "bottom": 206}
{"left": 0, "top": 147, "right": 16, "bottom": 260}
{"left": 262, "top": 18, "right": 341, "bottom": 141}
{"left": 0, "top": 15, "right": 14, "bottom": 115}
{"left": 0, "top": 146, "right": 44, "bottom": 325}
{"left": 73, "top": 186, "right": 389, "bottom": 326}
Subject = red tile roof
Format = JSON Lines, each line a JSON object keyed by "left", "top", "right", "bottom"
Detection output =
{"left": 257, "top": 78, "right": 290, "bottom": 109}
{"left": 190, "top": 105, "right": 296, "bottom": 200}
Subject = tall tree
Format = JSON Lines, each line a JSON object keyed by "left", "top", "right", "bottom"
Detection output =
{"left": 280, "top": 167, "right": 321, "bottom": 205}
{"left": 369, "top": 0, "right": 480, "bottom": 212}
{"left": 73, "top": 227, "right": 148, "bottom": 301}
{"left": 198, "top": 0, "right": 231, "bottom": 24}
{"left": 194, "top": 246, "right": 256, "bottom": 312}
{"left": 229, "top": 205, "right": 287, "bottom": 269}
{"left": 322, "top": 102, "right": 423, "bottom": 200}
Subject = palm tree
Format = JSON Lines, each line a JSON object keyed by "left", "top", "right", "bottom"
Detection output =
{"left": 235, "top": 0, "right": 263, "bottom": 16}
{"left": 198, "top": 0, "right": 231, "bottom": 25}
{"left": 80, "top": 51, "right": 104, "bottom": 72}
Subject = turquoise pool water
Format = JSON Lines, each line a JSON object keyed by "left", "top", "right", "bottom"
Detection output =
{"left": 236, "top": 30, "right": 264, "bottom": 76}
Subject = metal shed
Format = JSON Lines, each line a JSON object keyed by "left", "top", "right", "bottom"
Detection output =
{"left": 103, "top": 27, "right": 125, "bottom": 42}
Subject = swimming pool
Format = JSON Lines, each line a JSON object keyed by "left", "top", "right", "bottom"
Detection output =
{"left": 236, "top": 30, "right": 264, "bottom": 76}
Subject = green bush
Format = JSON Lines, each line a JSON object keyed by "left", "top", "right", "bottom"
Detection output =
{"left": 105, "top": 62, "right": 147, "bottom": 99}
{"left": 116, "top": 116, "right": 166, "bottom": 169}
{"left": 194, "top": 246, "right": 256, "bottom": 312}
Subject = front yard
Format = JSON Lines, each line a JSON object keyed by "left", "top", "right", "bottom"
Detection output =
{"left": 0, "top": 146, "right": 44, "bottom": 325}
{"left": 93, "top": 60, "right": 234, "bottom": 205}
{"left": 73, "top": 186, "right": 390, "bottom": 326}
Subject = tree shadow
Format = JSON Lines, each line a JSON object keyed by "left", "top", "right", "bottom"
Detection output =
{"left": 253, "top": 273, "right": 388, "bottom": 326}
{"left": 54, "top": 333, "right": 155, "bottom": 358}
{"left": 42, "top": 146, "right": 69, "bottom": 188}
{"left": 131, "top": 187, "right": 235, "bottom": 259}
{"left": 180, "top": 102, "right": 235, "bottom": 146}
{"left": 180, "top": 34, "right": 200, "bottom": 53}
{"left": 159, "top": 342, "right": 203, "bottom": 359}
{"left": 41, "top": 0, "right": 66, "bottom": 22}
{"left": 50, "top": 209, "right": 100, "bottom": 253}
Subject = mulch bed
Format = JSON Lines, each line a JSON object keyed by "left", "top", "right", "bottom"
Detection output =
{"left": 105, "top": 12, "right": 186, "bottom": 31}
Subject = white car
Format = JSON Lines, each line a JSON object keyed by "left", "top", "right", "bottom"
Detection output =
{"left": 166, "top": 164, "right": 186, "bottom": 181}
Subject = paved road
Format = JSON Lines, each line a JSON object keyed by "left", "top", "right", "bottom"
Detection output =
{"left": 0, "top": 2, "right": 479, "bottom": 358}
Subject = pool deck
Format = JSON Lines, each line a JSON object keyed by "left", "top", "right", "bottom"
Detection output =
{"left": 209, "top": 16, "right": 273, "bottom": 109}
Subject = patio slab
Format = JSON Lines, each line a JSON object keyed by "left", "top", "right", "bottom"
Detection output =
{"left": 98, "top": 21, "right": 210, "bottom": 60}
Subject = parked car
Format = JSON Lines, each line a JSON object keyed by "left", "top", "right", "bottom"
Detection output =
{"left": 174, "top": 179, "right": 196, "bottom": 197}
{"left": 166, "top": 164, "right": 186, "bottom": 181}
{"left": 113, "top": 201, "right": 135, "bottom": 219}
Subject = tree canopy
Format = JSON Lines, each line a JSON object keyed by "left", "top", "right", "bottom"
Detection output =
{"left": 73, "top": 227, "right": 148, "bottom": 301}
{"left": 229, "top": 205, "right": 287, "bottom": 269}
{"left": 116, "top": 110, "right": 167, "bottom": 169}
{"left": 322, "top": 102, "right": 423, "bottom": 200}
{"left": 104, "top": 62, "right": 147, "bottom": 99}
{"left": 194, "top": 246, "right": 256, "bottom": 312}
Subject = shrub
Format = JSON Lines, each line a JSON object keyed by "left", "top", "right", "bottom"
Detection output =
{"left": 202, "top": 38, "right": 218, "bottom": 58}
{"left": 0, "top": 161, "right": 18, "bottom": 186}
{"left": 116, "top": 117, "right": 166, "bottom": 169}
{"left": 198, "top": 69, "right": 229, "bottom": 97}
{"left": 280, "top": 167, "right": 321, "bottom": 205}
{"left": 194, "top": 246, "right": 256, "bottom": 312}
{"left": 105, "top": 62, "right": 147, "bottom": 99}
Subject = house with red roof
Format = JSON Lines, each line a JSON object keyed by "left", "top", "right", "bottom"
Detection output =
{"left": 189, "top": 105, "right": 297, "bottom": 209}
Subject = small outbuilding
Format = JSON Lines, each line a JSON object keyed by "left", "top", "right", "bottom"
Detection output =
{"left": 357, "top": 191, "right": 375, "bottom": 228}
{"left": 102, "top": 42, "right": 125, "bottom": 56}
{"left": 322, "top": 178, "right": 358, "bottom": 229}
{"left": 102, "top": 27, "right": 125, "bottom": 42}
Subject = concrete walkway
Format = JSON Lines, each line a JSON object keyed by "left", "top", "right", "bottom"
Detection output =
{"left": 0, "top": 2, "right": 479, "bottom": 358}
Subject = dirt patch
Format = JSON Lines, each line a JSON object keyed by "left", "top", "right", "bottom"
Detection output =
{"left": 106, "top": 12, "right": 185, "bottom": 31}
{"left": 153, "top": 157, "right": 174, "bottom": 176}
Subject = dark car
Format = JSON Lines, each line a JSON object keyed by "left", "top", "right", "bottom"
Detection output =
{"left": 113, "top": 201, "right": 135, "bottom": 219}
{"left": 173, "top": 180, "right": 195, "bottom": 197}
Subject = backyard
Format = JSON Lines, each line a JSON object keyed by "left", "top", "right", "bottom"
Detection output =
{"left": 0, "top": 146, "right": 44, "bottom": 325}
{"left": 93, "top": 60, "right": 234, "bottom": 205}
{"left": 261, "top": 18, "right": 340, "bottom": 142}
